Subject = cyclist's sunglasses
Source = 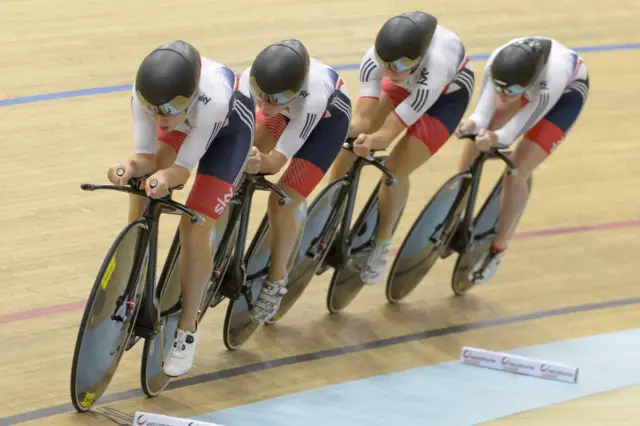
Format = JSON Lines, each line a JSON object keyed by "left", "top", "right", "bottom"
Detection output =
{"left": 493, "top": 80, "right": 527, "bottom": 96}
{"left": 250, "top": 77, "right": 297, "bottom": 105}
{"left": 136, "top": 91, "right": 194, "bottom": 116}
{"left": 375, "top": 53, "right": 421, "bottom": 73}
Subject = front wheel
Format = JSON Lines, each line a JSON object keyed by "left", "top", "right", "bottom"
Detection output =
{"left": 140, "top": 230, "right": 182, "bottom": 398}
{"left": 222, "top": 215, "right": 270, "bottom": 351}
{"left": 385, "top": 173, "right": 468, "bottom": 303}
{"left": 326, "top": 182, "right": 405, "bottom": 314}
{"left": 450, "top": 173, "right": 532, "bottom": 296}
{"left": 140, "top": 311, "right": 180, "bottom": 397}
{"left": 451, "top": 236, "right": 493, "bottom": 295}
{"left": 200, "top": 208, "right": 241, "bottom": 320}
{"left": 70, "top": 221, "right": 147, "bottom": 412}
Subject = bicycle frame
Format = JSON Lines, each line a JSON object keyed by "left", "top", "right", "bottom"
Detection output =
{"left": 218, "top": 176, "right": 258, "bottom": 299}
{"left": 323, "top": 156, "right": 365, "bottom": 267}
{"left": 218, "top": 173, "right": 291, "bottom": 300}
{"left": 319, "top": 146, "right": 396, "bottom": 270}
{"left": 450, "top": 136, "right": 517, "bottom": 252}
{"left": 456, "top": 152, "right": 492, "bottom": 250}
{"left": 132, "top": 201, "right": 169, "bottom": 337}
{"left": 80, "top": 179, "right": 204, "bottom": 340}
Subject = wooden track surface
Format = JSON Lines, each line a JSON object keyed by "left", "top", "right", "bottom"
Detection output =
{"left": 1, "top": 0, "right": 639, "bottom": 424}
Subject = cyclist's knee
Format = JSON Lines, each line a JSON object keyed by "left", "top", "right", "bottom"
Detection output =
{"left": 385, "top": 137, "right": 431, "bottom": 179}
{"left": 508, "top": 137, "right": 548, "bottom": 181}
{"left": 329, "top": 148, "right": 356, "bottom": 180}
{"left": 179, "top": 213, "right": 215, "bottom": 247}
{"left": 268, "top": 184, "right": 305, "bottom": 217}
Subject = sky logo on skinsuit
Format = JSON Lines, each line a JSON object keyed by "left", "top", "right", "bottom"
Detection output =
{"left": 214, "top": 186, "right": 235, "bottom": 216}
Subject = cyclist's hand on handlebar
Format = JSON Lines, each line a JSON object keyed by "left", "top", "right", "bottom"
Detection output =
{"left": 455, "top": 119, "right": 477, "bottom": 139}
{"left": 107, "top": 161, "right": 135, "bottom": 186}
{"left": 353, "top": 133, "right": 373, "bottom": 158}
{"left": 245, "top": 146, "right": 261, "bottom": 174}
{"left": 475, "top": 128, "right": 499, "bottom": 152}
{"left": 145, "top": 170, "right": 171, "bottom": 198}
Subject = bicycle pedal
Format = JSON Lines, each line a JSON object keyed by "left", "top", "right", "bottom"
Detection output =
{"left": 246, "top": 274, "right": 267, "bottom": 286}
{"left": 467, "top": 253, "right": 493, "bottom": 283}
{"left": 346, "top": 257, "right": 366, "bottom": 272}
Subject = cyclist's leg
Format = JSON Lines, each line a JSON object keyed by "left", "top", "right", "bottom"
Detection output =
{"left": 327, "top": 92, "right": 395, "bottom": 182}
{"left": 363, "top": 75, "right": 474, "bottom": 285}
{"left": 251, "top": 91, "right": 351, "bottom": 323}
{"left": 472, "top": 73, "right": 590, "bottom": 283}
{"left": 245, "top": 110, "right": 294, "bottom": 324}
{"left": 163, "top": 92, "right": 255, "bottom": 376}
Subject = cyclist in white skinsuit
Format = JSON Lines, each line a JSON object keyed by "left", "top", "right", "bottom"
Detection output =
{"left": 107, "top": 40, "right": 255, "bottom": 377}
{"left": 327, "top": 11, "right": 475, "bottom": 285}
{"left": 455, "top": 36, "right": 589, "bottom": 284}
{"left": 241, "top": 39, "right": 352, "bottom": 324}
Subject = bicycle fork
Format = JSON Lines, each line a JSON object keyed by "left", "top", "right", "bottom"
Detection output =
{"left": 320, "top": 163, "right": 365, "bottom": 270}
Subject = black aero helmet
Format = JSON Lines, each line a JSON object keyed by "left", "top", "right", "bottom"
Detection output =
{"left": 374, "top": 11, "right": 438, "bottom": 72}
{"left": 250, "top": 39, "right": 310, "bottom": 105}
{"left": 490, "top": 38, "right": 552, "bottom": 95}
{"left": 135, "top": 40, "right": 202, "bottom": 116}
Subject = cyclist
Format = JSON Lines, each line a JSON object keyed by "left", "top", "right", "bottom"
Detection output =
{"left": 106, "top": 40, "right": 255, "bottom": 377}
{"left": 455, "top": 36, "right": 589, "bottom": 284}
{"left": 241, "top": 39, "right": 351, "bottom": 324}
{"left": 327, "top": 11, "right": 474, "bottom": 285}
